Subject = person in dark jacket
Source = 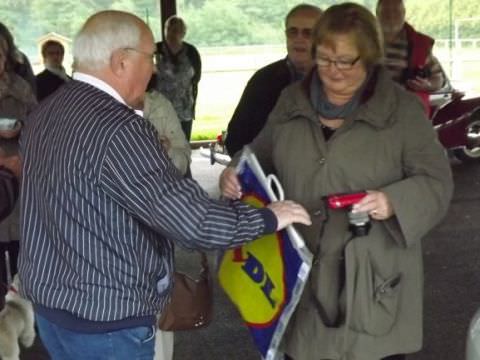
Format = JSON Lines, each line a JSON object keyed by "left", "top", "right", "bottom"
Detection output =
{"left": 225, "top": 4, "right": 322, "bottom": 156}
{"left": 153, "top": 15, "right": 201, "bottom": 142}
{"left": 36, "top": 40, "right": 70, "bottom": 101}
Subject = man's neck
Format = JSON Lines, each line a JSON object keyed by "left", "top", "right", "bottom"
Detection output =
{"left": 288, "top": 59, "right": 312, "bottom": 77}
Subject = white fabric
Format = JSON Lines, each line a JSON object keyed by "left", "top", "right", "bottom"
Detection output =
{"left": 154, "top": 329, "right": 174, "bottom": 360}
{"left": 72, "top": 72, "right": 144, "bottom": 116}
{"left": 144, "top": 91, "right": 191, "bottom": 175}
{"left": 45, "top": 65, "right": 70, "bottom": 82}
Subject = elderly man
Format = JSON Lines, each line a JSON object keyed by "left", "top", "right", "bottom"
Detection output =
{"left": 225, "top": 4, "right": 322, "bottom": 156}
{"left": 36, "top": 40, "right": 70, "bottom": 101}
{"left": 376, "top": 0, "right": 445, "bottom": 115}
{"left": 18, "top": 10, "right": 311, "bottom": 359}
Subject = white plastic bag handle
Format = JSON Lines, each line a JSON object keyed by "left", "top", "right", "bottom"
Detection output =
{"left": 266, "top": 174, "right": 284, "bottom": 202}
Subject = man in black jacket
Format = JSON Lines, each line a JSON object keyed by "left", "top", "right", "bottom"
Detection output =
{"left": 225, "top": 4, "right": 322, "bottom": 156}
{"left": 36, "top": 40, "right": 71, "bottom": 101}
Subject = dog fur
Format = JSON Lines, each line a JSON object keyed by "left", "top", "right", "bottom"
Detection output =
{"left": 0, "top": 275, "right": 35, "bottom": 360}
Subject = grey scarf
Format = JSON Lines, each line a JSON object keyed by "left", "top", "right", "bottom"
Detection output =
{"left": 310, "top": 73, "right": 367, "bottom": 120}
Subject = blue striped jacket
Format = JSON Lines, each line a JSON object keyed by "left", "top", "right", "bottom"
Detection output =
{"left": 18, "top": 80, "right": 274, "bottom": 330}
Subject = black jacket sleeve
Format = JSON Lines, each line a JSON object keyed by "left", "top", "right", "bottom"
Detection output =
{"left": 185, "top": 42, "right": 202, "bottom": 118}
{"left": 225, "top": 59, "right": 291, "bottom": 156}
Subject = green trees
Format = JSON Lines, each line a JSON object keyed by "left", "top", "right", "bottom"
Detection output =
{"left": 0, "top": 0, "right": 478, "bottom": 54}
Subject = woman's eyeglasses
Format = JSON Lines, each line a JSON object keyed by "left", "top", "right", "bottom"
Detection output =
{"left": 315, "top": 56, "right": 361, "bottom": 70}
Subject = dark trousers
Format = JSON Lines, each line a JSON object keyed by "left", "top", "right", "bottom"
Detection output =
{"left": 0, "top": 241, "right": 19, "bottom": 310}
{"left": 180, "top": 120, "right": 193, "bottom": 141}
{"left": 180, "top": 120, "right": 193, "bottom": 178}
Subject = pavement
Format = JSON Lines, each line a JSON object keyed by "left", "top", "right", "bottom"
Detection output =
{"left": 20, "top": 151, "right": 480, "bottom": 360}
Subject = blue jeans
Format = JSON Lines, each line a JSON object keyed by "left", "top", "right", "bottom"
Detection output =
{"left": 36, "top": 313, "right": 156, "bottom": 360}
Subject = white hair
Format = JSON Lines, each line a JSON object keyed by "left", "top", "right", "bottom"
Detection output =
{"left": 73, "top": 11, "right": 143, "bottom": 71}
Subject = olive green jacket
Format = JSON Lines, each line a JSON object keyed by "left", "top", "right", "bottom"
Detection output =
{"left": 237, "top": 67, "right": 453, "bottom": 360}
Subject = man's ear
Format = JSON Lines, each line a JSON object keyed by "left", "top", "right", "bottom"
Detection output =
{"left": 110, "top": 48, "right": 128, "bottom": 76}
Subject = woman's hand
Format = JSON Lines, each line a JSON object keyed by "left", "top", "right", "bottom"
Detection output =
{"left": 352, "top": 190, "right": 394, "bottom": 221}
{"left": 219, "top": 167, "right": 242, "bottom": 200}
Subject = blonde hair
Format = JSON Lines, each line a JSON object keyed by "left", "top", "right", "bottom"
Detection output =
{"left": 312, "top": 2, "right": 383, "bottom": 68}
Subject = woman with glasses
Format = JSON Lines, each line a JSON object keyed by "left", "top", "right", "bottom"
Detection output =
{"left": 220, "top": 3, "right": 453, "bottom": 359}
{"left": 152, "top": 16, "right": 201, "bottom": 143}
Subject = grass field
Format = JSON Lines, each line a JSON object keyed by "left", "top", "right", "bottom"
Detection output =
{"left": 192, "top": 45, "right": 480, "bottom": 140}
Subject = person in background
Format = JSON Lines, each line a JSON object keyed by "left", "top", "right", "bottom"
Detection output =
{"left": 18, "top": 10, "right": 311, "bottom": 359}
{"left": 0, "top": 28, "right": 36, "bottom": 315}
{"left": 0, "top": 152, "right": 20, "bottom": 311}
{"left": 36, "top": 40, "right": 71, "bottom": 101}
{"left": 376, "top": 0, "right": 445, "bottom": 115}
{"left": 0, "top": 22, "right": 36, "bottom": 95}
{"left": 225, "top": 4, "right": 322, "bottom": 156}
{"left": 141, "top": 80, "right": 191, "bottom": 176}
{"left": 153, "top": 15, "right": 201, "bottom": 142}
{"left": 220, "top": 3, "right": 453, "bottom": 359}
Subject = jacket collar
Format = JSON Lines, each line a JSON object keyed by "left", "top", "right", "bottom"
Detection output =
{"left": 352, "top": 66, "right": 398, "bottom": 129}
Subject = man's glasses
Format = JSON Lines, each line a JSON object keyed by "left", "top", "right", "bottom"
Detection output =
{"left": 285, "top": 27, "right": 313, "bottom": 39}
{"left": 315, "top": 56, "right": 361, "bottom": 70}
{"left": 123, "top": 47, "right": 157, "bottom": 65}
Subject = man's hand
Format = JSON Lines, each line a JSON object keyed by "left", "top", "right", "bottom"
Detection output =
{"left": 219, "top": 167, "right": 242, "bottom": 200}
{"left": 219, "top": 167, "right": 311, "bottom": 229}
{"left": 267, "top": 201, "right": 311, "bottom": 231}
{"left": 406, "top": 77, "right": 432, "bottom": 92}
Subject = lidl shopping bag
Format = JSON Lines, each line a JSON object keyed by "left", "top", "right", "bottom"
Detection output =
{"left": 218, "top": 147, "right": 312, "bottom": 360}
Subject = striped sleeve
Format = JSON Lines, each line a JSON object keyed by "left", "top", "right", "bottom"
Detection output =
{"left": 99, "top": 119, "right": 272, "bottom": 250}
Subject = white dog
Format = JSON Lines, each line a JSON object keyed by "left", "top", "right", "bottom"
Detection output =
{"left": 0, "top": 275, "right": 35, "bottom": 360}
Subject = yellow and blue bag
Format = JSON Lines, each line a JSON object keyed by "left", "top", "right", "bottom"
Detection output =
{"left": 218, "top": 147, "right": 312, "bottom": 360}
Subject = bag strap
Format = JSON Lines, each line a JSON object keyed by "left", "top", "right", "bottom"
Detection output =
{"left": 199, "top": 252, "right": 210, "bottom": 278}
